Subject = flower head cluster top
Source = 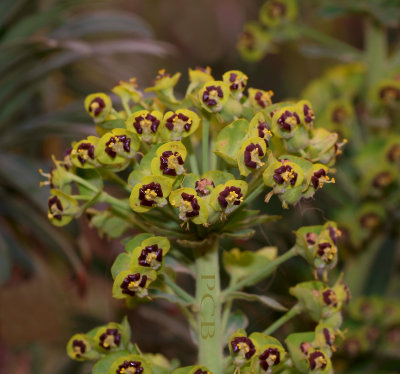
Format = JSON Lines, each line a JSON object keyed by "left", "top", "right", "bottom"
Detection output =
{"left": 42, "top": 68, "right": 346, "bottom": 374}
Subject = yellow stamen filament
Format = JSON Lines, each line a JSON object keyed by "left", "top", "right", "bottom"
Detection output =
{"left": 314, "top": 355, "right": 327, "bottom": 369}
{"left": 102, "top": 334, "right": 117, "bottom": 348}
{"left": 282, "top": 169, "right": 295, "bottom": 182}
{"left": 236, "top": 342, "right": 250, "bottom": 353}
{"left": 146, "top": 252, "right": 158, "bottom": 265}
{"left": 250, "top": 148, "right": 265, "bottom": 168}
{"left": 322, "top": 246, "right": 337, "bottom": 262}
{"left": 144, "top": 189, "right": 157, "bottom": 201}
{"left": 262, "top": 128, "right": 273, "bottom": 137}
{"left": 226, "top": 191, "right": 243, "bottom": 205}
{"left": 128, "top": 280, "right": 140, "bottom": 290}
{"left": 286, "top": 116, "right": 298, "bottom": 127}
{"left": 208, "top": 89, "right": 219, "bottom": 100}
{"left": 266, "top": 354, "right": 277, "bottom": 366}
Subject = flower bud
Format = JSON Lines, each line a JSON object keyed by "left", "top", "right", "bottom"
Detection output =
{"left": 160, "top": 109, "right": 200, "bottom": 141}
{"left": 145, "top": 69, "right": 181, "bottom": 103}
{"left": 47, "top": 190, "right": 79, "bottom": 227}
{"left": 229, "top": 330, "right": 257, "bottom": 368}
{"left": 130, "top": 236, "right": 170, "bottom": 271}
{"left": 113, "top": 267, "right": 157, "bottom": 299}
{"left": 210, "top": 180, "right": 248, "bottom": 215}
{"left": 150, "top": 141, "right": 187, "bottom": 178}
{"left": 199, "top": 80, "right": 230, "bottom": 113}
{"left": 238, "top": 22, "right": 271, "bottom": 62}
{"left": 70, "top": 136, "right": 100, "bottom": 169}
{"left": 259, "top": 0, "right": 297, "bottom": 28}
{"left": 238, "top": 137, "right": 267, "bottom": 177}
{"left": 84, "top": 93, "right": 112, "bottom": 122}
{"left": 223, "top": 70, "right": 248, "bottom": 100}
{"left": 67, "top": 334, "right": 101, "bottom": 361}
{"left": 126, "top": 110, "right": 163, "bottom": 144}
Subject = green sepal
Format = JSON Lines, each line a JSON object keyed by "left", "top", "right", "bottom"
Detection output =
{"left": 160, "top": 109, "right": 200, "bottom": 141}
{"left": 150, "top": 141, "right": 187, "bottom": 178}
{"left": 199, "top": 80, "right": 230, "bottom": 113}
{"left": 238, "top": 22, "right": 271, "bottom": 62}
{"left": 237, "top": 136, "right": 268, "bottom": 176}
{"left": 111, "top": 252, "right": 131, "bottom": 280}
{"left": 125, "top": 234, "right": 154, "bottom": 253}
{"left": 48, "top": 189, "right": 79, "bottom": 227}
{"left": 129, "top": 175, "right": 173, "bottom": 213}
{"left": 145, "top": 70, "right": 181, "bottom": 104}
{"left": 214, "top": 119, "right": 249, "bottom": 165}
{"left": 284, "top": 126, "right": 309, "bottom": 153}
{"left": 108, "top": 354, "right": 152, "bottom": 374}
{"left": 84, "top": 93, "right": 112, "bottom": 122}
{"left": 126, "top": 110, "right": 163, "bottom": 144}
{"left": 66, "top": 333, "right": 101, "bottom": 361}
{"left": 112, "top": 268, "right": 157, "bottom": 299}
{"left": 305, "top": 129, "right": 338, "bottom": 166}
{"left": 93, "top": 321, "right": 130, "bottom": 352}
{"left": 172, "top": 365, "right": 211, "bottom": 374}
{"left": 70, "top": 136, "right": 100, "bottom": 169}
{"left": 186, "top": 66, "right": 214, "bottom": 96}
{"left": 259, "top": 0, "right": 297, "bottom": 28}
{"left": 285, "top": 332, "right": 315, "bottom": 373}
{"left": 112, "top": 79, "right": 142, "bottom": 108}
{"left": 169, "top": 187, "right": 208, "bottom": 224}
{"left": 130, "top": 236, "right": 171, "bottom": 270}
{"left": 248, "top": 111, "right": 273, "bottom": 145}
{"left": 95, "top": 128, "right": 140, "bottom": 167}
{"left": 290, "top": 281, "right": 325, "bottom": 322}
{"left": 247, "top": 88, "right": 274, "bottom": 113}
{"left": 228, "top": 329, "right": 259, "bottom": 368}
{"left": 210, "top": 179, "right": 248, "bottom": 214}
{"left": 92, "top": 351, "right": 131, "bottom": 374}
{"left": 223, "top": 70, "right": 248, "bottom": 99}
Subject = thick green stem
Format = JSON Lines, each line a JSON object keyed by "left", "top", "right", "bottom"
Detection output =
{"left": 202, "top": 119, "right": 210, "bottom": 173}
{"left": 195, "top": 236, "right": 223, "bottom": 374}
{"left": 222, "top": 247, "right": 297, "bottom": 297}
{"left": 263, "top": 304, "right": 302, "bottom": 335}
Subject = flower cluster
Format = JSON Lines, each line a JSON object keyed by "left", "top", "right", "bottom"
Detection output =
{"left": 42, "top": 67, "right": 345, "bottom": 374}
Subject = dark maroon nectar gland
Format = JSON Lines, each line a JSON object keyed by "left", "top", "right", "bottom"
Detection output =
{"left": 259, "top": 347, "right": 281, "bottom": 372}
{"left": 322, "top": 289, "right": 338, "bottom": 307}
{"left": 138, "top": 182, "right": 163, "bottom": 207}
{"left": 120, "top": 273, "right": 147, "bottom": 296}
{"left": 273, "top": 164, "right": 298, "bottom": 186}
{"left": 178, "top": 192, "right": 200, "bottom": 221}
{"left": 306, "top": 232, "right": 318, "bottom": 245}
{"left": 379, "top": 86, "right": 400, "bottom": 103}
{"left": 72, "top": 340, "right": 86, "bottom": 358}
{"left": 202, "top": 85, "right": 224, "bottom": 108}
{"left": 255, "top": 90, "right": 273, "bottom": 108}
{"left": 257, "top": 121, "right": 273, "bottom": 146}
{"left": 308, "top": 351, "right": 327, "bottom": 370}
{"left": 138, "top": 244, "right": 163, "bottom": 269}
{"left": 165, "top": 113, "right": 192, "bottom": 134}
{"left": 218, "top": 186, "right": 244, "bottom": 213}
{"left": 231, "top": 337, "right": 256, "bottom": 360}
{"left": 133, "top": 113, "right": 160, "bottom": 135}
{"left": 195, "top": 178, "right": 215, "bottom": 196}
{"left": 159, "top": 151, "right": 185, "bottom": 176}
{"left": 88, "top": 97, "right": 106, "bottom": 117}
{"left": 116, "top": 360, "right": 144, "bottom": 374}
{"left": 277, "top": 110, "right": 300, "bottom": 132}
{"left": 303, "top": 103, "right": 315, "bottom": 127}
{"left": 323, "top": 328, "right": 335, "bottom": 347}
{"left": 387, "top": 144, "right": 400, "bottom": 163}
{"left": 311, "top": 169, "right": 335, "bottom": 190}
{"left": 372, "top": 171, "right": 393, "bottom": 189}
{"left": 105, "top": 135, "right": 131, "bottom": 158}
{"left": 99, "top": 329, "right": 121, "bottom": 350}
{"left": 48, "top": 196, "right": 63, "bottom": 221}
{"left": 76, "top": 142, "right": 95, "bottom": 166}
{"left": 244, "top": 143, "right": 265, "bottom": 169}
{"left": 193, "top": 369, "right": 211, "bottom": 374}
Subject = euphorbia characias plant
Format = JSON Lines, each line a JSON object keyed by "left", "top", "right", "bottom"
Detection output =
{"left": 42, "top": 67, "right": 348, "bottom": 374}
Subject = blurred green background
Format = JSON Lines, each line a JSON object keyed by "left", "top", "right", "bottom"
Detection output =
{"left": 1, "top": 0, "right": 399, "bottom": 373}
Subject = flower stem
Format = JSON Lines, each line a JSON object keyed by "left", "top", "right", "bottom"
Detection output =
{"left": 222, "top": 247, "right": 298, "bottom": 297}
{"left": 263, "top": 304, "right": 302, "bottom": 335}
{"left": 202, "top": 119, "right": 210, "bottom": 173}
{"left": 163, "top": 275, "right": 196, "bottom": 305}
{"left": 195, "top": 236, "right": 223, "bottom": 374}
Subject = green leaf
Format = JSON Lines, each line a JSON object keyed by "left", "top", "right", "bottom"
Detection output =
{"left": 222, "top": 229, "right": 255, "bottom": 240}
{"left": 228, "top": 292, "right": 288, "bottom": 311}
